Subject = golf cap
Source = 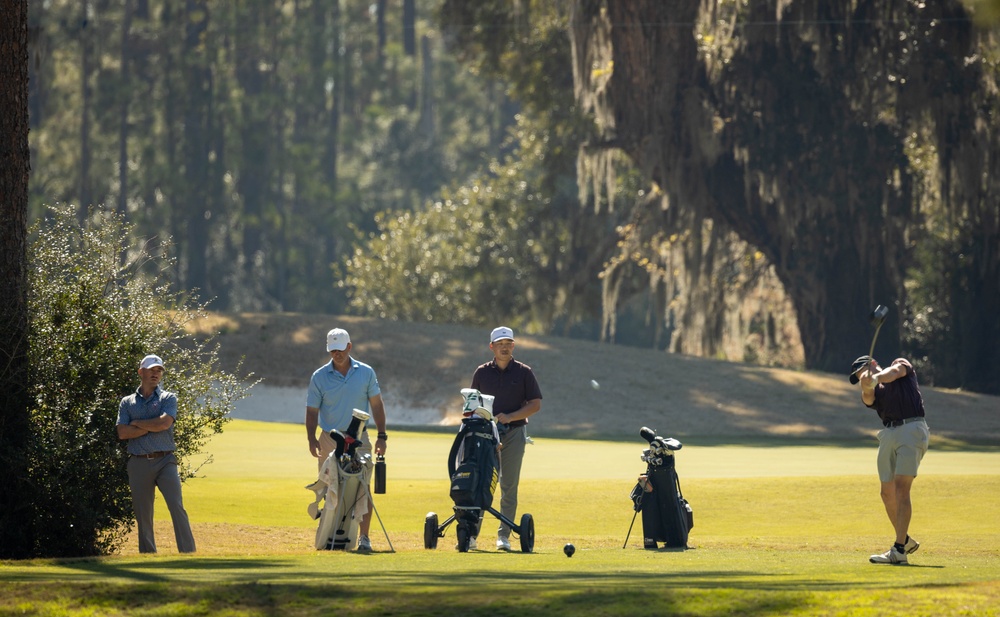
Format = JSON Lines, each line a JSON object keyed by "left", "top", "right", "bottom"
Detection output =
{"left": 849, "top": 355, "right": 873, "bottom": 384}
{"left": 139, "top": 354, "right": 164, "bottom": 370}
{"left": 490, "top": 326, "right": 514, "bottom": 343}
{"left": 326, "top": 328, "right": 351, "bottom": 351}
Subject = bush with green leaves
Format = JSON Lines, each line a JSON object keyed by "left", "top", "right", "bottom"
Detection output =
{"left": 342, "top": 113, "right": 615, "bottom": 333}
{"left": 25, "top": 206, "right": 252, "bottom": 557}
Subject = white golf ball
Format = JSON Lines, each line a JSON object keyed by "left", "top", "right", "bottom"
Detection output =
{"left": 590, "top": 379, "right": 600, "bottom": 390}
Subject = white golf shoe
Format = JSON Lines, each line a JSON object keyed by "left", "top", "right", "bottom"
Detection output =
{"left": 869, "top": 546, "right": 907, "bottom": 564}
{"left": 356, "top": 535, "right": 372, "bottom": 553}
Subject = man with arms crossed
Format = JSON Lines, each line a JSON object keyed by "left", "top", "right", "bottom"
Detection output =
{"left": 117, "top": 354, "right": 196, "bottom": 554}
{"left": 306, "top": 328, "right": 388, "bottom": 552}
{"left": 851, "top": 355, "right": 929, "bottom": 565}
{"left": 471, "top": 326, "right": 542, "bottom": 551}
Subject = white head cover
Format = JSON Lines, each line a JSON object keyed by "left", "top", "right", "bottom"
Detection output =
{"left": 460, "top": 388, "right": 494, "bottom": 421}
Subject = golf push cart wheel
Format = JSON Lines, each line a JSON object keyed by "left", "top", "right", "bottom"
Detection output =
{"left": 424, "top": 512, "right": 439, "bottom": 549}
{"left": 456, "top": 526, "right": 471, "bottom": 553}
{"left": 519, "top": 513, "right": 535, "bottom": 553}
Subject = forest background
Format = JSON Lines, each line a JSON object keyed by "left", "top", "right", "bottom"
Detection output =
{"left": 21, "top": 0, "right": 1000, "bottom": 395}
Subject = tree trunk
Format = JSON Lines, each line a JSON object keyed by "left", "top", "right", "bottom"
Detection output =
{"left": 0, "top": 0, "right": 34, "bottom": 559}
{"left": 78, "top": 0, "right": 93, "bottom": 219}
{"left": 181, "top": 0, "right": 212, "bottom": 296}
{"left": 571, "top": 0, "right": 992, "bottom": 381}
{"left": 235, "top": 0, "right": 270, "bottom": 307}
{"left": 403, "top": 0, "right": 416, "bottom": 57}
{"left": 376, "top": 0, "right": 387, "bottom": 69}
{"left": 403, "top": 0, "right": 416, "bottom": 109}
{"left": 116, "top": 0, "right": 133, "bottom": 219}
{"left": 419, "top": 35, "right": 434, "bottom": 138}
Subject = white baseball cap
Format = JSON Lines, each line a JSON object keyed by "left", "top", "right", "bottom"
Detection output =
{"left": 139, "top": 354, "right": 164, "bottom": 370}
{"left": 490, "top": 326, "right": 514, "bottom": 343}
{"left": 326, "top": 328, "right": 351, "bottom": 351}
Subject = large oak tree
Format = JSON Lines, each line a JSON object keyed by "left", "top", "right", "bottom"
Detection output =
{"left": 570, "top": 0, "right": 1000, "bottom": 390}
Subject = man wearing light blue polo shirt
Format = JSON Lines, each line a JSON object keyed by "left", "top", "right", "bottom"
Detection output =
{"left": 117, "top": 354, "right": 196, "bottom": 554}
{"left": 305, "top": 328, "right": 388, "bottom": 552}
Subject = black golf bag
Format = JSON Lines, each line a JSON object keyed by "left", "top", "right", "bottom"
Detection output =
{"left": 424, "top": 389, "right": 535, "bottom": 553}
{"left": 446, "top": 413, "right": 500, "bottom": 543}
{"left": 629, "top": 426, "right": 693, "bottom": 549}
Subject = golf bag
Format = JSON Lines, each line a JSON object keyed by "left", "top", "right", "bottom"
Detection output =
{"left": 629, "top": 426, "right": 693, "bottom": 549}
{"left": 424, "top": 389, "right": 535, "bottom": 553}
{"left": 306, "top": 409, "right": 373, "bottom": 550}
{"left": 447, "top": 389, "right": 500, "bottom": 541}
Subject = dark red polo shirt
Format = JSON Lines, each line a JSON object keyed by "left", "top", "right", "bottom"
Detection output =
{"left": 867, "top": 358, "right": 926, "bottom": 424}
{"left": 471, "top": 359, "right": 542, "bottom": 428}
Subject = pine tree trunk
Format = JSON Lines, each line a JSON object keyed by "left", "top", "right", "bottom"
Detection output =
{"left": 0, "top": 0, "right": 34, "bottom": 559}
{"left": 181, "top": 0, "right": 212, "bottom": 296}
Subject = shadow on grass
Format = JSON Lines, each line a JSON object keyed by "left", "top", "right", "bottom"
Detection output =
{"left": 1, "top": 559, "right": 946, "bottom": 590}
{"left": 0, "top": 573, "right": 808, "bottom": 617}
{"left": 2, "top": 571, "right": 986, "bottom": 617}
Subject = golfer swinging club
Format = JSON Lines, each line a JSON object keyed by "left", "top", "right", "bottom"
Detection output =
{"left": 850, "top": 355, "right": 929, "bottom": 565}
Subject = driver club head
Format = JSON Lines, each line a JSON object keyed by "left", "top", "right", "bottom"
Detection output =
{"left": 865, "top": 304, "right": 889, "bottom": 364}
{"left": 869, "top": 305, "right": 889, "bottom": 327}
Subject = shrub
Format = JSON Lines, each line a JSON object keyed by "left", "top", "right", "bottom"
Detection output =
{"left": 25, "top": 205, "right": 253, "bottom": 557}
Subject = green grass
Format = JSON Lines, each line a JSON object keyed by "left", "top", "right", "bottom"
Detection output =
{"left": 2, "top": 420, "right": 999, "bottom": 616}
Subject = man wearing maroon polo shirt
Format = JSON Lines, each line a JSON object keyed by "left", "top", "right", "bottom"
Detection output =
{"left": 471, "top": 326, "right": 542, "bottom": 551}
{"left": 852, "top": 356, "right": 929, "bottom": 565}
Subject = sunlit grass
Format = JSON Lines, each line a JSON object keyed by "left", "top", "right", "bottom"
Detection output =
{"left": 2, "top": 420, "right": 998, "bottom": 616}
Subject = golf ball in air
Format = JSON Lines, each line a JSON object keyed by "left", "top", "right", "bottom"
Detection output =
{"left": 590, "top": 379, "right": 600, "bottom": 390}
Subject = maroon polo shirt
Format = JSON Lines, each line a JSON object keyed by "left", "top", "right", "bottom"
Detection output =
{"left": 471, "top": 358, "right": 542, "bottom": 428}
{"left": 867, "top": 358, "right": 926, "bottom": 425}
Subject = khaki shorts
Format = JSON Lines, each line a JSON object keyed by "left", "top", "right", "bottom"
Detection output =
{"left": 876, "top": 419, "right": 929, "bottom": 482}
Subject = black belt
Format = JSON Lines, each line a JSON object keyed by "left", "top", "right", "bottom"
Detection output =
{"left": 132, "top": 451, "right": 171, "bottom": 459}
{"left": 883, "top": 417, "right": 924, "bottom": 428}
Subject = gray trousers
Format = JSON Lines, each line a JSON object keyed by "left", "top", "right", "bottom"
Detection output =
{"left": 496, "top": 425, "right": 527, "bottom": 539}
{"left": 127, "top": 453, "right": 196, "bottom": 553}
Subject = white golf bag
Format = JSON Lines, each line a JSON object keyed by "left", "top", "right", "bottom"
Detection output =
{"left": 306, "top": 409, "right": 373, "bottom": 550}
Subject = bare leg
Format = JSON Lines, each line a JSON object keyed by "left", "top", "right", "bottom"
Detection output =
{"left": 360, "top": 500, "right": 372, "bottom": 536}
{"left": 891, "top": 475, "right": 915, "bottom": 545}
{"left": 879, "top": 480, "right": 896, "bottom": 529}
{"left": 880, "top": 475, "right": 915, "bottom": 545}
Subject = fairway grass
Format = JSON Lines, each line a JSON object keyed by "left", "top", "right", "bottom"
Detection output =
{"left": 2, "top": 420, "right": 998, "bottom": 616}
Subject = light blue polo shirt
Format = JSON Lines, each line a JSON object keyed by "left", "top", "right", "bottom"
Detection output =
{"left": 117, "top": 385, "right": 178, "bottom": 455}
{"left": 307, "top": 358, "right": 381, "bottom": 432}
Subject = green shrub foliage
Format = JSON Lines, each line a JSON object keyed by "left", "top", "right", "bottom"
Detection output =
{"left": 26, "top": 206, "right": 252, "bottom": 557}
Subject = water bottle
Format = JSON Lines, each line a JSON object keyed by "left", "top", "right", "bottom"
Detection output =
{"left": 374, "top": 454, "right": 386, "bottom": 494}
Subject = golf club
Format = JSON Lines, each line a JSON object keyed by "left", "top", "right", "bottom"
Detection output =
{"left": 868, "top": 304, "right": 889, "bottom": 358}
{"left": 850, "top": 305, "right": 889, "bottom": 383}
